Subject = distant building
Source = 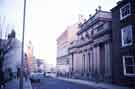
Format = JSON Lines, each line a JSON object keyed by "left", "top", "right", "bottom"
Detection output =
{"left": 56, "top": 23, "right": 80, "bottom": 76}
{"left": 30, "top": 58, "right": 46, "bottom": 73}
{"left": 26, "top": 41, "right": 34, "bottom": 73}
{"left": 44, "top": 63, "right": 53, "bottom": 73}
{"left": 69, "top": 8, "right": 112, "bottom": 81}
{"left": 111, "top": 0, "right": 135, "bottom": 87}
{"left": 30, "top": 56, "right": 38, "bottom": 72}
{"left": 36, "top": 59, "right": 45, "bottom": 72}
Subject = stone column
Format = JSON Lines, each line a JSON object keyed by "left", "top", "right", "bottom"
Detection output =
{"left": 78, "top": 52, "right": 82, "bottom": 73}
{"left": 105, "top": 42, "right": 111, "bottom": 79}
{"left": 96, "top": 46, "right": 100, "bottom": 74}
{"left": 93, "top": 47, "right": 97, "bottom": 73}
{"left": 79, "top": 52, "right": 83, "bottom": 75}
{"left": 105, "top": 43, "right": 108, "bottom": 75}
{"left": 71, "top": 53, "right": 74, "bottom": 73}
{"left": 88, "top": 50, "right": 92, "bottom": 73}
{"left": 87, "top": 51, "right": 91, "bottom": 73}
{"left": 91, "top": 49, "right": 94, "bottom": 73}
{"left": 75, "top": 52, "right": 79, "bottom": 72}
{"left": 85, "top": 51, "right": 89, "bottom": 73}
{"left": 74, "top": 52, "right": 80, "bottom": 73}
{"left": 83, "top": 53, "right": 85, "bottom": 73}
{"left": 73, "top": 52, "right": 77, "bottom": 73}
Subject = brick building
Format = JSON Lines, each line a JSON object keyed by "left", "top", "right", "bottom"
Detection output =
{"left": 111, "top": 0, "right": 135, "bottom": 87}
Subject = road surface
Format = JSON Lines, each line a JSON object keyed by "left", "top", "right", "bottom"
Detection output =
{"left": 32, "top": 76, "right": 101, "bottom": 89}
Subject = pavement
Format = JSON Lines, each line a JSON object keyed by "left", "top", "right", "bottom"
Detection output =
{"left": 55, "top": 77, "right": 132, "bottom": 89}
{"left": 4, "top": 78, "right": 32, "bottom": 89}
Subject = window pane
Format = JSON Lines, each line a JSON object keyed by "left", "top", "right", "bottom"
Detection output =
{"left": 125, "top": 57, "right": 133, "bottom": 65}
{"left": 125, "top": 6, "right": 129, "bottom": 15}
{"left": 127, "top": 27, "right": 132, "bottom": 43}
{"left": 120, "top": 3, "right": 130, "bottom": 20}
{"left": 124, "top": 29, "right": 131, "bottom": 44}
{"left": 121, "top": 8, "right": 125, "bottom": 17}
{"left": 122, "top": 25, "right": 132, "bottom": 46}
{"left": 126, "top": 66, "right": 134, "bottom": 74}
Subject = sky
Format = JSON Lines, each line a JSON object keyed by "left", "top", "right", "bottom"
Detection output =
{"left": 0, "top": 0, "right": 119, "bottom": 66}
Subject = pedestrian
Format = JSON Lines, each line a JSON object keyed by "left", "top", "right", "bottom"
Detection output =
{"left": 17, "top": 68, "right": 21, "bottom": 79}
{"left": 24, "top": 71, "right": 28, "bottom": 81}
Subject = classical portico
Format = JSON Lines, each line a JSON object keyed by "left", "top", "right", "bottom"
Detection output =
{"left": 68, "top": 9, "right": 112, "bottom": 81}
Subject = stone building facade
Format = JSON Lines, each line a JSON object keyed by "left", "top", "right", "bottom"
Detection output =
{"left": 56, "top": 23, "right": 80, "bottom": 76}
{"left": 69, "top": 9, "right": 112, "bottom": 81}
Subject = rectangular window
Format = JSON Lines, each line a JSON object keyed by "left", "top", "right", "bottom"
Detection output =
{"left": 123, "top": 56, "right": 135, "bottom": 76}
{"left": 120, "top": 3, "right": 131, "bottom": 20}
{"left": 121, "top": 25, "right": 133, "bottom": 47}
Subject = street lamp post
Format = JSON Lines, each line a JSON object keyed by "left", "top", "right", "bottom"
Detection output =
{"left": 19, "top": 0, "right": 27, "bottom": 89}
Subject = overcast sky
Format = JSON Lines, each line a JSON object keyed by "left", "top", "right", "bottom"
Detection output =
{"left": 0, "top": 0, "right": 119, "bottom": 66}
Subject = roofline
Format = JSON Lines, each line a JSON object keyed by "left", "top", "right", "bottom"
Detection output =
{"left": 77, "top": 17, "right": 112, "bottom": 35}
{"left": 77, "top": 10, "right": 111, "bottom": 35}
{"left": 56, "top": 30, "right": 68, "bottom": 41}
{"left": 111, "top": 0, "right": 132, "bottom": 11}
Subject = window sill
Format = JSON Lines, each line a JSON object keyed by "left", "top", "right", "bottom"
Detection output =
{"left": 124, "top": 74, "right": 135, "bottom": 77}
{"left": 121, "top": 43, "right": 133, "bottom": 48}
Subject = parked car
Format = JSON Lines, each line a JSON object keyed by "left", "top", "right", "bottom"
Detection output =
{"left": 30, "top": 72, "right": 44, "bottom": 82}
{"left": 45, "top": 72, "right": 56, "bottom": 78}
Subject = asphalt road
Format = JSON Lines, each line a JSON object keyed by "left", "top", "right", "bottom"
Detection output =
{"left": 31, "top": 76, "right": 99, "bottom": 89}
